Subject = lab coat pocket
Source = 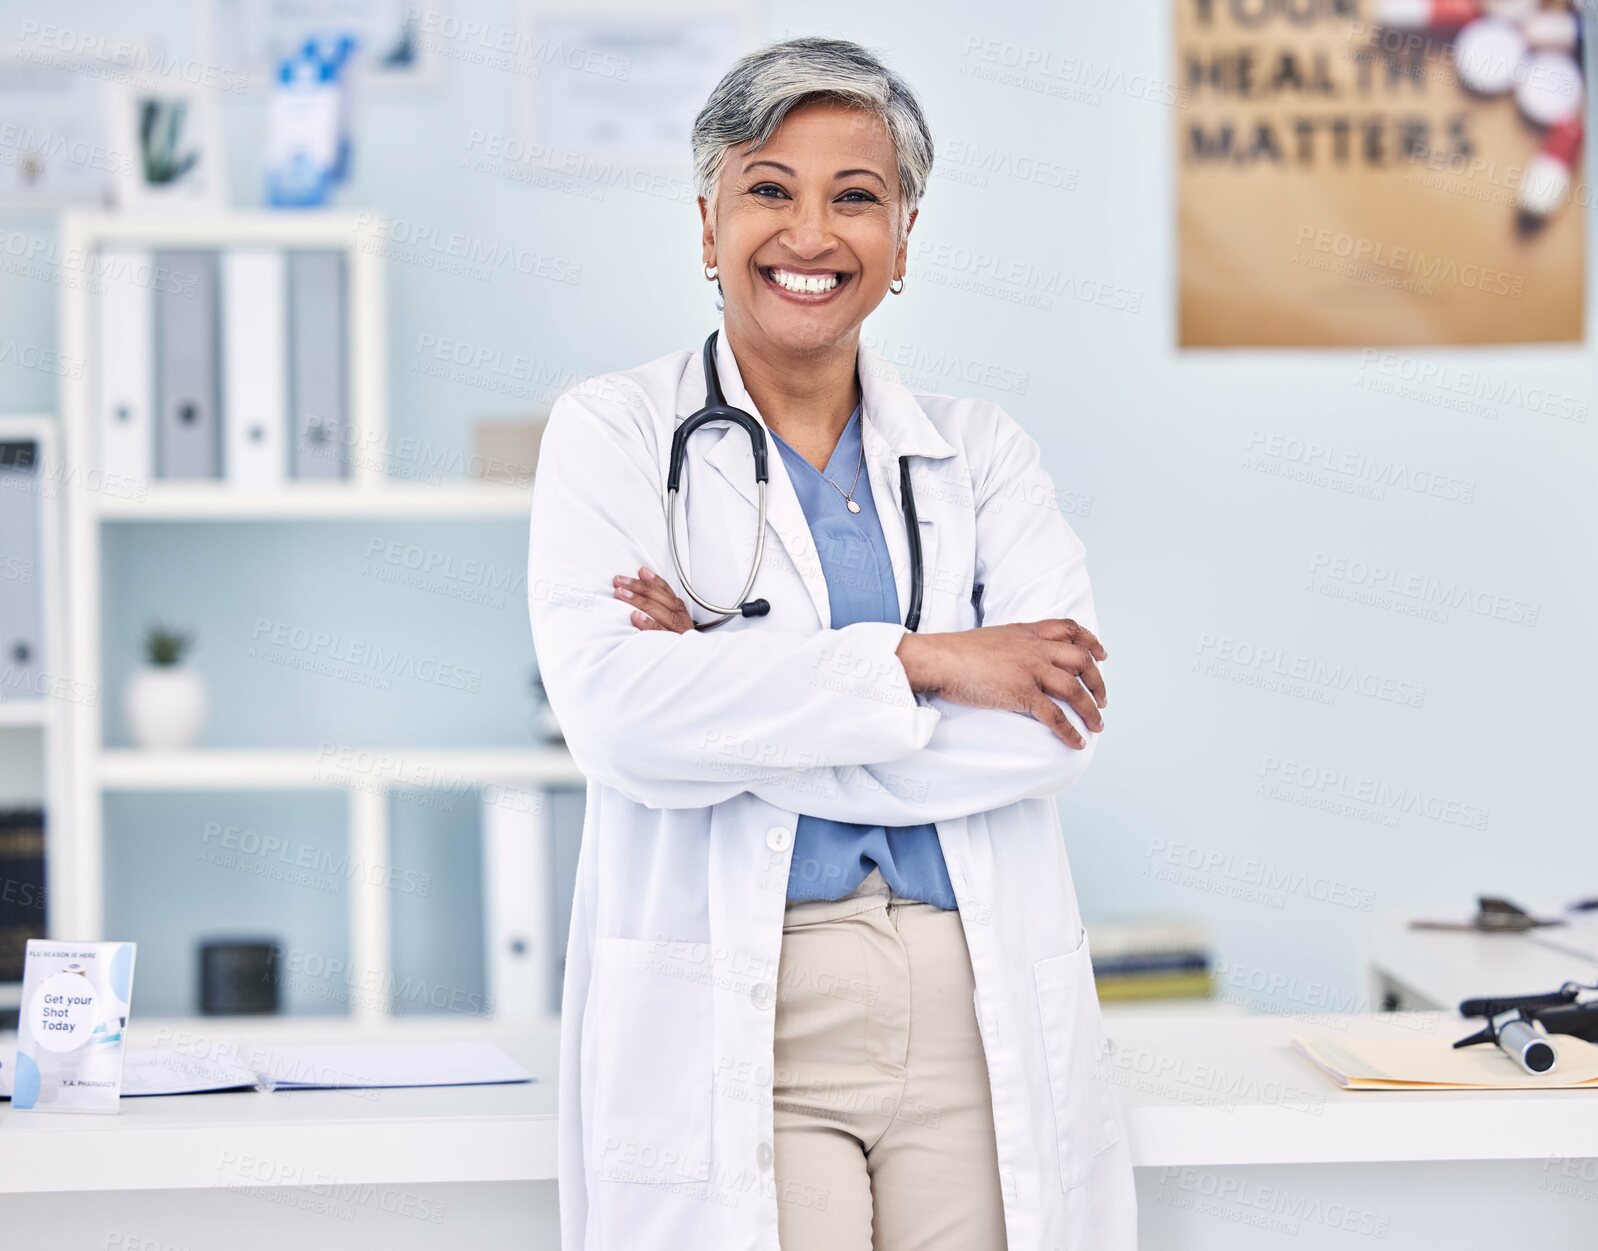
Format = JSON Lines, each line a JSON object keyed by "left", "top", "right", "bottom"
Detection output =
{"left": 1033, "top": 930, "right": 1122, "bottom": 1192}
{"left": 590, "top": 937, "right": 714, "bottom": 1188}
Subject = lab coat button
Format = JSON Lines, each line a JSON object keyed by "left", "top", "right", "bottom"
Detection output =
{"left": 751, "top": 980, "right": 776, "bottom": 1010}
{"left": 756, "top": 1141, "right": 773, "bottom": 1171}
{"left": 765, "top": 825, "right": 791, "bottom": 851}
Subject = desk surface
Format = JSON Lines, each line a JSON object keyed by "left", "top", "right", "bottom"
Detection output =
{"left": 1369, "top": 912, "right": 1598, "bottom": 1010}
{"left": 0, "top": 1016, "right": 558, "bottom": 1196}
{"left": 2, "top": 1009, "right": 1594, "bottom": 1194}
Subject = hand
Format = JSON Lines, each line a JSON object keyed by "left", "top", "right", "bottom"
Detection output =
{"left": 613, "top": 567, "right": 694, "bottom": 633}
{"left": 896, "top": 621, "right": 1107, "bottom": 748}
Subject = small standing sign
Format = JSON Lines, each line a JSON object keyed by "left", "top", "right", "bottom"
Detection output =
{"left": 12, "top": 940, "right": 137, "bottom": 1113}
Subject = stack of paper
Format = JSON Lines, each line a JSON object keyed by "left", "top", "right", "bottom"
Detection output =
{"left": 1, "top": 1041, "right": 534, "bottom": 1100}
{"left": 1293, "top": 1031, "right": 1598, "bottom": 1091}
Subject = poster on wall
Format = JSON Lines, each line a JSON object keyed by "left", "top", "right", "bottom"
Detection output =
{"left": 1177, "top": 0, "right": 1586, "bottom": 348}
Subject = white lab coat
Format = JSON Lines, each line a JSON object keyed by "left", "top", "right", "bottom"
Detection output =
{"left": 527, "top": 323, "right": 1136, "bottom": 1251}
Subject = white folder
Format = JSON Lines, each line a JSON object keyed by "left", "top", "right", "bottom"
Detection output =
{"left": 94, "top": 249, "right": 154, "bottom": 485}
{"left": 482, "top": 788, "right": 554, "bottom": 1018}
{"left": 221, "top": 250, "right": 289, "bottom": 487}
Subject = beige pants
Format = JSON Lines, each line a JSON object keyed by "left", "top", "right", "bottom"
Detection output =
{"left": 772, "top": 867, "right": 1009, "bottom": 1251}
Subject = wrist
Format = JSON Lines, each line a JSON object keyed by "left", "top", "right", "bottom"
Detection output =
{"left": 896, "top": 632, "right": 943, "bottom": 695}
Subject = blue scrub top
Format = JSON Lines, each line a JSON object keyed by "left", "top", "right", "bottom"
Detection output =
{"left": 768, "top": 404, "right": 957, "bottom": 911}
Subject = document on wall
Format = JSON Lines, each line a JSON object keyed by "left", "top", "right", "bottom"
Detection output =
{"left": 1293, "top": 1032, "right": 1598, "bottom": 1091}
{"left": 523, "top": 11, "right": 747, "bottom": 159}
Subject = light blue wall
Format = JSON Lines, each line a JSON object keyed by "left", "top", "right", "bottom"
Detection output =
{"left": 2, "top": 0, "right": 1595, "bottom": 1017}
{"left": 103, "top": 790, "right": 351, "bottom": 1016}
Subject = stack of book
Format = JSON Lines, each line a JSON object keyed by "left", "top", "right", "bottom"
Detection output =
{"left": 1089, "top": 918, "right": 1212, "bottom": 1002}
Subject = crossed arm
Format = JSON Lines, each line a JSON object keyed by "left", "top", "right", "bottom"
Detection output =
{"left": 527, "top": 385, "right": 1109, "bottom": 823}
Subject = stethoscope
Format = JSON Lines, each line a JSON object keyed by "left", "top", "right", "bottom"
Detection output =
{"left": 667, "top": 331, "right": 923, "bottom": 633}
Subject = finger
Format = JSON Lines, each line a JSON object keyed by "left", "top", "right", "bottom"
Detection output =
{"left": 630, "top": 582, "right": 693, "bottom": 630}
{"left": 1067, "top": 622, "right": 1108, "bottom": 663}
{"left": 1037, "top": 667, "right": 1104, "bottom": 733}
{"left": 621, "top": 571, "right": 683, "bottom": 608}
{"left": 617, "top": 579, "right": 693, "bottom": 632}
{"left": 1044, "top": 642, "right": 1105, "bottom": 708}
{"left": 617, "top": 584, "right": 689, "bottom": 631}
{"left": 635, "top": 568, "right": 695, "bottom": 629}
{"left": 1027, "top": 693, "right": 1086, "bottom": 749}
{"left": 613, "top": 585, "right": 657, "bottom": 629}
{"left": 1035, "top": 618, "right": 1107, "bottom": 664}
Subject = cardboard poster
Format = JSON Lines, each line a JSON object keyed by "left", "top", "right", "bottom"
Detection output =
{"left": 1177, "top": 0, "right": 1586, "bottom": 347}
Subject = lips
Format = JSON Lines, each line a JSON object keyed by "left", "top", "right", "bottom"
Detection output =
{"left": 760, "top": 266, "right": 852, "bottom": 301}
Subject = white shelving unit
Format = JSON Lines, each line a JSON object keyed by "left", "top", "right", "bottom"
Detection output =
{"left": 91, "top": 480, "right": 534, "bottom": 521}
{"left": 56, "top": 212, "right": 575, "bottom": 1022}
{"left": 0, "top": 415, "right": 66, "bottom": 1016}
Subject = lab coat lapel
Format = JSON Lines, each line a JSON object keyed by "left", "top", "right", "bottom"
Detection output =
{"left": 858, "top": 338, "right": 957, "bottom": 628}
{"left": 690, "top": 328, "right": 831, "bottom": 627}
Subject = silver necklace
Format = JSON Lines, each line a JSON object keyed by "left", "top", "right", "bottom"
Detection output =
{"left": 820, "top": 412, "right": 865, "bottom": 513}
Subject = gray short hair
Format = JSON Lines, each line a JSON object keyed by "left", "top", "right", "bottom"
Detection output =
{"left": 691, "top": 37, "right": 934, "bottom": 234}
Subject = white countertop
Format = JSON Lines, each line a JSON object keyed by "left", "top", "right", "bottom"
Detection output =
{"left": 1369, "top": 911, "right": 1598, "bottom": 1010}
{"left": 0, "top": 1015, "right": 558, "bottom": 1195}
{"left": 1104, "top": 1007, "right": 1598, "bottom": 1168}
{"left": 3, "top": 1007, "right": 1594, "bottom": 1194}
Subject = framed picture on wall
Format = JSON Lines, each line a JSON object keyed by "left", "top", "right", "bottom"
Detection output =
{"left": 0, "top": 47, "right": 122, "bottom": 210}
{"left": 105, "top": 81, "right": 227, "bottom": 211}
{"left": 206, "top": 0, "right": 434, "bottom": 88}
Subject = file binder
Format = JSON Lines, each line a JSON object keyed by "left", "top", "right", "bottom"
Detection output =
{"left": 0, "top": 444, "right": 42, "bottom": 700}
{"left": 288, "top": 250, "right": 348, "bottom": 478}
{"left": 155, "top": 250, "right": 221, "bottom": 479}
{"left": 482, "top": 788, "right": 555, "bottom": 1017}
{"left": 94, "top": 249, "right": 155, "bottom": 484}
{"left": 221, "top": 250, "right": 289, "bottom": 487}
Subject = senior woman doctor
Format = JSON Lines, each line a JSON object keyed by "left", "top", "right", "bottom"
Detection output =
{"left": 528, "top": 36, "right": 1135, "bottom": 1251}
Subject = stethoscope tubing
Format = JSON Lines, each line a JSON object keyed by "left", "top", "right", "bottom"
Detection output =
{"left": 667, "top": 478, "right": 768, "bottom": 629}
{"left": 670, "top": 330, "right": 922, "bottom": 633}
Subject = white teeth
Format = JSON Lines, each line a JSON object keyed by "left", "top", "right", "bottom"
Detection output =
{"left": 767, "top": 268, "right": 840, "bottom": 294}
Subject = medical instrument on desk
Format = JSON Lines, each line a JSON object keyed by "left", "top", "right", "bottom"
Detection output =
{"left": 1453, "top": 1007, "right": 1559, "bottom": 1074}
{"left": 1410, "top": 895, "right": 1564, "bottom": 933}
{"left": 666, "top": 331, "right": 924, "bottom": 632}
{"left": 1452, "top": 978, "right": 1598, "bottom": 1075}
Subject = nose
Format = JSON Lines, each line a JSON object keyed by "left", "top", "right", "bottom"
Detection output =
{"left": 778, "top": 198, "right": 839, "bottom": 262}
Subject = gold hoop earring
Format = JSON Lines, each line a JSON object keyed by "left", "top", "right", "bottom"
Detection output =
{"left": 889, "top": 276, "right": 905, "bottom": 295}
{"left": 704, "top": 264, "right": 718, "bottom": 282}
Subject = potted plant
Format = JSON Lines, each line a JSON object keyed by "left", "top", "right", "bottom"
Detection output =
{"left": 123, "top": 623, "right": 207, "bottom": 750}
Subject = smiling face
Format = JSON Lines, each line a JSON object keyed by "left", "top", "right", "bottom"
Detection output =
{"left": 700, "top": 98, "right": 915, "bottom": 357}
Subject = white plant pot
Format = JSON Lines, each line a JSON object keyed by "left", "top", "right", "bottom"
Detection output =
{"left": 124, "top": 665, "right": 208, "bottom": 750}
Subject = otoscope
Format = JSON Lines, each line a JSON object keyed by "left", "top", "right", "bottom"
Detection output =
{"left": 1453, "top": 980, "right": 1598, "bottom": 1076}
